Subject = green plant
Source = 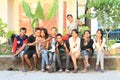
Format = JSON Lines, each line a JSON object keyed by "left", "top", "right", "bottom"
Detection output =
{"left": 78, "top": 25, "right": 89, "bottom": 36}
{"left": 22, "top": 0, "right": 58, "bottom": 30}
{"left": 0, "top": 18, "right": 7, "bottom": 37}
{"left": 80, "top": 0, "right": 120, "bottom": 48}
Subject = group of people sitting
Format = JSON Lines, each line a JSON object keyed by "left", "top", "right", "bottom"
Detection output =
{"left": 12, "top": 26, "right": 107, "bottom": 73}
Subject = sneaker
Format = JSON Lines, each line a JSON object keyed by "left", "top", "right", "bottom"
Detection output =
{"left": 101, "top": 69, "right": 104, "bottom": 73}
{"left": 41, "top": 69, "right": 45, "bottom": 72}
{"left": 58, "top": 69, "right": 63, "bottom": 72}
{"left": 94, "top": 67, "right": 99, "bottom": 72}
{"left": 65, "top": 69, "right": 70, "bottom": 73}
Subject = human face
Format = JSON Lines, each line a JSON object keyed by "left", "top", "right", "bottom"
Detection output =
{"left": 51, "top": 28, "right": 57, "bottom": 36}
{"left": 96, "top": 30, "right": 102, "bottom": 38}
{"left": 41, "top": 30, "right": 45, "bottom": 37}
{"left": 67, "top": 16, "right": 73, "bottom": 23}
{"left": 20, "top": 30, "right": 26, "bottom": 37}
{"left": 56, "top": 36, "right": 62, "bottom": 42}
{"left": 84, "top": 31, "right": 90, "bottom": 38}
{"left": 72, "top": 31, "right": 78, "bottom": 38}
{"left": 35, "top": 30, "right": 41, "bottom": 37}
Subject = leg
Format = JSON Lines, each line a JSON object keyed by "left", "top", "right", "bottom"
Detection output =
{"left": 100, "top": 52, "right": 104, "bottom": 70}
{"left": 66, "top": 54, "right": 70, "bottom": 70}
{"left": 56, "top": 53, "right": 62, "bottom": 69}
{"left": 24, "top": 54, "right": 32, "bottom": 71}
{"left": 96, "top": 51, "right": 101, "bottom": 68}
{"left": 48, "top": 51, "right": 53, "bottom": 65}
{"left": 43, "top": 50, "right": 49, "bottom": 67}
{"left": 70, "top": 53, "right": 77, "bottom": 70}
{"left": 53, "top": 53, "right": 56, "bottom": 63}
{"left": 21, "top": 55, "right": 25, "bottom": 69}
{"left": 33, "top": 54, "right": 37, "bottom": 71}
{"left": 41, "top": 52, "right": 45, "bottom": 69}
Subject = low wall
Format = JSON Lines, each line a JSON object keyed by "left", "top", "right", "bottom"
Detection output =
{"left": 0, "top": 55, "right": 120, "bottom": 71}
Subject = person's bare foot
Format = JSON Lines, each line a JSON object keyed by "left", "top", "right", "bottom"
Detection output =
{"left": 34, "top": 68, "right": 37, "bottom": 71}
{"left": 28, "top": 67, "right": 32, "bottom": 71}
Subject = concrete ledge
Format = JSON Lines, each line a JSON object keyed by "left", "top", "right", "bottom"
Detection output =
{"left": 0, "top": 55, "right": 120, "bottom": 70}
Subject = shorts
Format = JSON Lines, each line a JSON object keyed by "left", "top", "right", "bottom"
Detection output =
{"left": 17, "top": 50, "right": 25, "bottom": 58}
{"left": 81, "top": 50, "right": 92, "bottom": 60}
{"left": 25, "top": 50, "right": 37, "bottom": 58}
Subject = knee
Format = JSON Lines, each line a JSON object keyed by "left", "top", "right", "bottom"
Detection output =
{"left": 33, "top": 54, "right": 37, "bottom": 58}
{"left": 24, "top": 54, "right": 28, "bottom": 59}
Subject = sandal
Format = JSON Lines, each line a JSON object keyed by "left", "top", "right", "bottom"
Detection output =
{"left": 81, "top": 69, "right": 88, "bottom": 73}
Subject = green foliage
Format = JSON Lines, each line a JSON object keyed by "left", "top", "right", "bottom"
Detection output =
{"left": 107, "top": 40, "right": 117, "bottom": 48}
{"left": 0, "top": 44, "right": 12, "bottom": 55}
{"left": 35, "top": 1, "right": 44, "bottom": 20}
{"left": 22, "top": 0, "right": 58, "bottom": 29}
{"left": 78, "top": 25, "right": 89, "bottom": 36}
{"left": 80, "top": 0, "right": 120, "bottom": 47}
{"left": 46, "top": 0, "right": 58, "bottom": 19}
{"left": 22, "top": 0, "right": 33, "bottom": 18}
{"left": 6, "top": 31, "right": 16, "bottom": 40}
{"left": 0, "top": 18, "right": 7, "bottom": 37}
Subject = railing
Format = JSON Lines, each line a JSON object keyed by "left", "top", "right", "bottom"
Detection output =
{"left": 104, "top": 29, "right": 120, "bottom": 42}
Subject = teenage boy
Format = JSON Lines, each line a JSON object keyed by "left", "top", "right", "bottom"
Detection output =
{"left": 12, "top": 27, "right": 28, "bottom": 72}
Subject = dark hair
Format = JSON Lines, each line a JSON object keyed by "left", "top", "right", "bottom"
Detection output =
{"left": 56, "top": 33, "right": 62, "bottom": 37}
{"left": 35, "top": 27, "right": 40, "bottom": 32}
{"left": 51, "top": 27, "right": 57, "bottom": 31}
{"left": 97, "top": 29, "right": 103, "bottom": 40}
{"left": 71, "top": 29, "right": 79, "bottom": 35}
{"left": 20, "top": 27, "right": 27, "bottom": 33}
{"left": 41, "top": 28, "right": 49, "bottom": 39}
{"left": 67, "top": 14, "right": 73, "bottom": 18}
{"left": 83, "top": 30, "right": 91, "bottom": 37}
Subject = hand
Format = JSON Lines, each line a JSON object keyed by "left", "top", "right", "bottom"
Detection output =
{"left": 56, "top": 42, "right": 59, "bottom": 48}
{"left": 37, "top": 53, "right": 40, "bottom": 58}
{"left": 14, "top": 54, "right": 17, "bottom": 57}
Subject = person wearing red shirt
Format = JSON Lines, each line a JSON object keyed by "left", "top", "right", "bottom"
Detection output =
{"left": 12, "top": 27, "right": 28, "bottom": 72}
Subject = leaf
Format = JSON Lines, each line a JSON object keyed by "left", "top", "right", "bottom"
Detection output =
{"left": 35, "top": 1, "right": 44, "bottom": 20}
{"left": 22, "top": 0, "right": 33, "bottom": 18}
{"left": 46, "top": 0, "right": 58, "bottom": 20}
{"left": 32, "top": 18, "right": 38, "bottom": 29}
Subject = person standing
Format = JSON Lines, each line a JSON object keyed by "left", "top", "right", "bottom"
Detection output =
{"left": 66, "top": 14, "right": 82, "bottom": 35}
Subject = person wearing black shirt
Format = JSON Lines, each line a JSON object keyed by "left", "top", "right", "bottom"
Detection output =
{"left": 80, "top": 30, "right": 94, "bottom": 73}
{"left": 24, "top": 28, "right": 41, "bottom": 71}
{"left": 55, "top": 33, "right": 70, "bottom": 73}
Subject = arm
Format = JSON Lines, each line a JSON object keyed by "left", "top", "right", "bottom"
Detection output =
{"left": 15, "top": 44, "right": 27, "bottom": 56}
{"left": 36, "top": 43, "right": 40, "bottom": 58}
{"left": 55, "top": 42, "right": 59, "bottom": 54}
{"left": 72, "top": 38, "right": 80, "bottom": 53}
{"left": 63, "top": 42, "right": 69, "bottom": 54}
{"left": 100, "top": 38, "right": 106, "bottom": 50}
{"left": 75, "top": 19, "right": 83, "bottom": 26}
{"left": 12, "top": 38, "right": 17, "bottom": 54}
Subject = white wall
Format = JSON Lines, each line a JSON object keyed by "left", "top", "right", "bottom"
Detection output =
{"left": 0, "top": 0, "right": 8, "bottom": 23}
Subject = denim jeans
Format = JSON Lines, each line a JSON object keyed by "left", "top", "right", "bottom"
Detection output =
{"left": 56, "top": 53, "right": 70, "bottom": 70}
{"left": 81, "top": 50, "right": 92, "bottom": 61}
{"left": 48, "top": 51, "right": 56, "bottom": 65}
{"left": 41, "top": 50, "right": 49, "bottom": 69}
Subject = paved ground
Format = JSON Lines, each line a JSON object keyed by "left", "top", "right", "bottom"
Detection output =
{"left": 0, "top": 70, "right": 120, "bottom": 80}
